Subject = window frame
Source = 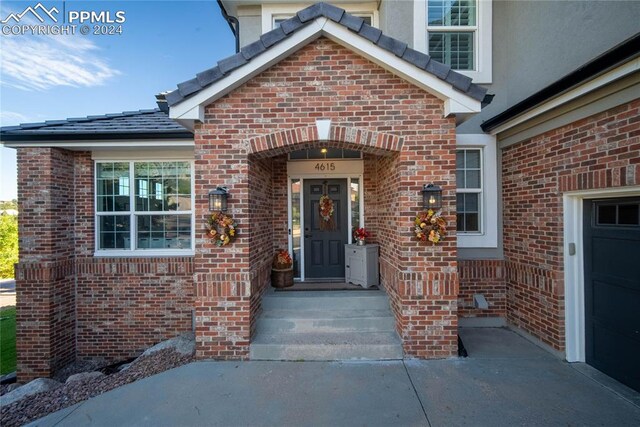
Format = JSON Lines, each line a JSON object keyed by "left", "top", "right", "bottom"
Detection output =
{"left": 456, "top": 148, "right": 483, "bottom": 234}
{"left": 456, "top": 134, "right": 498, "bottom": 248}
{"left": 263, "top": 3, "right": 379, "bottom": 32}
{"left": 94, "top": 159, "right": 196, "bottom": 257}
{"left": 414, "top": 0, "right": 492, "bottom": 83}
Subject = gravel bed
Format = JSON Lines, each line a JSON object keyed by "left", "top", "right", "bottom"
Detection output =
{"left": 1, "top": 349, "right": 193, "bottom": 427}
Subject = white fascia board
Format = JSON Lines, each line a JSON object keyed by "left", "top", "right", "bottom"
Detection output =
{"left": 169, "top": 16, "right": 482, "bottom": 121}
{"left": 321, "top": 20, "right": 481, "bottom": 113}
{"left": 2, "top": 139, "right": 194, "bottom": 150}
{"left": 490, "top": 57, "right": 640, "bottom": 135}
{"left": 170, "top": 18, "right": 327, "bottom": 120}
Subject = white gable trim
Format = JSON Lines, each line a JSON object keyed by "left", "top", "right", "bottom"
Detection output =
{"left": 170, "top": 17, "right": 482, "bottom": 128}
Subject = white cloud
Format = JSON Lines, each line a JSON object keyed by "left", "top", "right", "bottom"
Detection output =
{"left": 0, "top": 33, "right": 121, "bottom": 91}
{"left": 0, "top": 110, "right": 30, "bottom": 127}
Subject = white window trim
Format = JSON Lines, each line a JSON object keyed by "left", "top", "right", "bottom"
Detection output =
{"left": 456, "top": 134, "right": 497, "bottom": 248}
{"left": 262, "top": 2, "right": 379, "bottom": 33}
{"left": 563, "top": 185, "right": 640, "bottom": 362}
{"left": 414, "top": 0, "right": 492, "bottom": 83}
{"left": 456, "top": 148, "right": 483, "bottom": 234}
{"left": 94, "top": 159, "right": 196, "bottom": 257}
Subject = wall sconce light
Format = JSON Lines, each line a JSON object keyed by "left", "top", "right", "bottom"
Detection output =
{"left": 421, "top": 184, "right": 442, "bottom": 210}
{"left": 209, "top": 187, "right": 229, "bottom": 212}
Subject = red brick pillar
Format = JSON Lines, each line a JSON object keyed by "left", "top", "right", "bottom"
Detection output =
{"left": 193, "top": 123, "right": 252, "bottom": 359}
{"left": 15, "top": 148, "right": 77, "bottom": 381}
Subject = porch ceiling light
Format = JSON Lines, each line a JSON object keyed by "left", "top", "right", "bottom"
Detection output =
{"left": 209, "top": 187, "right": 229, "bottom": 212}
{"left": 422, "top": 184, "right": 442, "bottom": 210}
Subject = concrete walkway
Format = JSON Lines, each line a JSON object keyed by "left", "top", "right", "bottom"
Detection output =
{"left": 30, "top": 328, "right": 640, "bottom": 426}
{"left": 0, "top": 279, "right": 16, "bottom": 309}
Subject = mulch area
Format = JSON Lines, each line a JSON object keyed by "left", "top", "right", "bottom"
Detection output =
{"left": 0, "top": 349, "right": 193, "bottom": 427}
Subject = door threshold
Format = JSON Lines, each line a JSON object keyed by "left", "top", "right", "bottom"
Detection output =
{"left": 275, "top": 281, "right": 380, "bottom": 292}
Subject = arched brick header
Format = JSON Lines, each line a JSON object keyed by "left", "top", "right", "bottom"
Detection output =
{"left": 248, "top": 125, "right": 403, "bottom": 158}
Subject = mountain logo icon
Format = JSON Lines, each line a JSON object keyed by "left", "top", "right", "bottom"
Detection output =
{"left": 1, "top": 2, "right": 59, "bottom": 24}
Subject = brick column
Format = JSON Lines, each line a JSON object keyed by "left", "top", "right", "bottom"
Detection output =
{"left": 15, "top": 148, "right": 77, "bottom": 381}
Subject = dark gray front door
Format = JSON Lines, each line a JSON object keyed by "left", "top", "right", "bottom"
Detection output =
{"left": 584, "top": 198, "right": 640, "bottom": 392}
{"left": 304, "top": 179, "right": 348, "bottom": 279}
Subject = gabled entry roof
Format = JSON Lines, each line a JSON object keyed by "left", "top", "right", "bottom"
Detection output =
{"left": 167, "top": 2, "right": 487, "bottom": 127}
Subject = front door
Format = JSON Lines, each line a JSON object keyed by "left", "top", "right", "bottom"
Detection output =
{"left": 303, "top": 179, "right": 348, "bottom": 279}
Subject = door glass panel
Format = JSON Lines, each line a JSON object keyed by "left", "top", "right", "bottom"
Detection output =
{"left": 618, "top": 204, "right": 639, "bottom": 225}
{"left": 351, "top": 178, "right": 360, "bottom": 239}
{"left": 291, "top": 179, "right": 301, "bottom": 278}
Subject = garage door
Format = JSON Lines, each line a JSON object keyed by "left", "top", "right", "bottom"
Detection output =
{"left": 584, "top": 198, "right": 640, "bottom": 392}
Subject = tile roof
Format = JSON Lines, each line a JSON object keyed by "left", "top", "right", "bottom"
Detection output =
{"left": 0, "top": 109, "right": 192, "bottom": 141}
{"left": 166, "top": 2, "right": 487, "bottom": 107}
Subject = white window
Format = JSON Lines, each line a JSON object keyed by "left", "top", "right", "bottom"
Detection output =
{"left": 95, "top": 161, "right": 194, "bottom": 255}
{"left": 414, "top": 0, "right": 492, "bottom": 83}
{"left": 427, "top": 0, "right": 476, "bottom": 71}
{"left": 456, "top": 134, "right": 498, "bottom": 248}
{"left": 273, "top": 14, "right": 373, "bottom": 29}
{"left": 456, "top": 148, "right": 482, "bottom": 232}
{"left": 262, "top": 3, "right": 379, "bottom": 32}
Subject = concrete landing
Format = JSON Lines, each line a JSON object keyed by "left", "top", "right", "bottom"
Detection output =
{"left": 29, "top": 328, "right": 640, "bottom": 427}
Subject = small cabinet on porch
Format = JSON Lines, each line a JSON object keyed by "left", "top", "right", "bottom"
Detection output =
{"left": 345, "top": 244, "right": 379, "bottom": 288}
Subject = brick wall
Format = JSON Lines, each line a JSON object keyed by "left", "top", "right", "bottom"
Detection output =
{"left": 502, "top": 99, "right": 640, "bottom": 350}
{"left": 458, "top": 259, "right": 506, "bottom": 318}
{"left": 195, "top": 37, "right": 459, "bottom": 358}
{"left": 15, "top": 149, "right": 195, "bottom": 381}
{"left": 15, "top": 148, "right": 76, "bottom": 380}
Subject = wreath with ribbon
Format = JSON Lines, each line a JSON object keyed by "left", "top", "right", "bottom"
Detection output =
{"left": 319, "top": 195, "right": 334, "bottom": 222}
{"left": 206, "top": 212, "right": 237, "bottom": 246}
{"left": 414, "top": 209, "right": 447, "bottom": 245}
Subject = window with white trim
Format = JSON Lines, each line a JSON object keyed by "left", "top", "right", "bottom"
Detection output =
{"left": 456, "top": 149, "right": 482, "bottom": 233}
{"left": 416, "top": 0, "right": 492, "bottom": 83}
{"left": 427, "top": 0, "right": 476, "bottom": 70}
{"left": 95, "top": 161, "right": 194, "bottom": 253}
{"left": 273, "top": 14, "right": 373, "bottom": 29}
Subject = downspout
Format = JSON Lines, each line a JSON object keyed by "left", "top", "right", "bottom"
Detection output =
{"left": 217, "top": 0, "right": 240, "bottom": 53}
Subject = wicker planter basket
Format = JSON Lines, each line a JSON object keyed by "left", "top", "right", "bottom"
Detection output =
{"left": 271, "top": 267, "right": 294, "bottom": 288}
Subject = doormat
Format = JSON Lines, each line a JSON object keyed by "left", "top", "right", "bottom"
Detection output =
{"left": 275, "top": 282, "right": 380, "bottom": 292}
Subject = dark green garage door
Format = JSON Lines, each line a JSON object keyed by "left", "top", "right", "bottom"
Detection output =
{"left": 584, "top": 198, "right": 640, "bottom": 392}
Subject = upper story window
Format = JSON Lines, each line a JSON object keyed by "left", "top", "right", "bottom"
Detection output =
{"left": 427, "top": 0, "right": 476, "bottom": 71}
{"left": 273, "top": 14, "right": 373, "bottom": 29}
{"left": 414, "top": 0, "right": 492, "bottom": 83}
{"left": 95, "top": 161, "right": 194, "bottom": 255}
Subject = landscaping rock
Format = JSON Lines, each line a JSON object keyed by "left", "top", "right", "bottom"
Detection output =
{"left": 0, "top": 371, "right": 16, "bottom": 385}
{"left": 118, "top": 363, "right": 132, "bottom": 372}
{"left": 141, "top": 332, "right": 195, "bottom": 357}
{"left": 65, "top": 371, "right": 105, "bottom": 384}
{"left": 6, "top": 383, "right": 21, "bottom": 392}
{"left": 0, "top": 378, "right": 61, "bottom": 406}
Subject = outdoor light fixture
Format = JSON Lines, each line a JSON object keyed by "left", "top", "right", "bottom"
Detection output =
{"left": 320, "top": 148, "right": 328, "bottom": 154}
{"left": 209, "top": 187, "right": 229, "bottom": 212}
{"left": 421, "top": 184, "right": 442, "bottom": 210}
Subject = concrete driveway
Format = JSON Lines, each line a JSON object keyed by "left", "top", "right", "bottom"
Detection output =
{"left": 30, "top": 328, "right": 640, "bottom": 427}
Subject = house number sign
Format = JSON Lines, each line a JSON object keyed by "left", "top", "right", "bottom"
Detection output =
{"left": 314, "top": 162, "right": 336, "bottom": 171}
{"left": 287, "top": 159, "right": 364, "bottom": 176}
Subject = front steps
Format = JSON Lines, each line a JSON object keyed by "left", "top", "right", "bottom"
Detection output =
{"left": 250, "top": 290, "right": 403, "bottom": 361}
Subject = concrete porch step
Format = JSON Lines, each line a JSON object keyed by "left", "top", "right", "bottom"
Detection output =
{"left": 256, "top": 309, "right": 397, "bottom": 334}
{"left": 261, "top": 291, "right": 390, "bottom": 310}
{"left": 250, "top": 331, "right": 403, "bottom": 361}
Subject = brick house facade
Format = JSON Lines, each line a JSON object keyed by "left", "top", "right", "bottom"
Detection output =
{"left": 2, "top": 3, "right": 638, "bottom": 390}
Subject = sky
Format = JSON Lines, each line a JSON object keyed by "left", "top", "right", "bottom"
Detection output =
{"left": 0, "top": 0, "right": 237, "bottom": 200}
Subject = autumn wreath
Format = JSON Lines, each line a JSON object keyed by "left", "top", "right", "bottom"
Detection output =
{"left": 206, "top": 212, "right": 237, "bottom": 246}
{"left": 414, "top": 209, "right": 447, "bottom": 245}
{"left": 319, "top": 194, "right": 334, "bottom": 222}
